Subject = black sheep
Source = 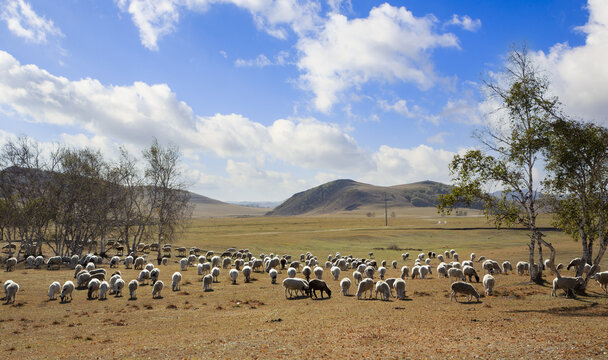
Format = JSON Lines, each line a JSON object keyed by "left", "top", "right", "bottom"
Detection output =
{"left": 308, "top": 279, "right": 331, "bottom": 299}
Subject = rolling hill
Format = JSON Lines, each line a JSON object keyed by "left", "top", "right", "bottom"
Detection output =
{"left": 266, "top": 179, "right": 475, "bottom": 216}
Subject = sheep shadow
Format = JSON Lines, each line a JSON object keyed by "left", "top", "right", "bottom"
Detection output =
{"left": 128, "top": 297, "right": 137, "bottom": 301}
{"left": 311, "top": 297, "right": 331, "bottom": 301}
{"left": 285, "top": 295, "right": 309, "bottom": 300}
{"left": 204, "top": 289, "right": 214, "bottom": 292}
{"left": 153, "top": 296, "right": 164, "bottom": 300}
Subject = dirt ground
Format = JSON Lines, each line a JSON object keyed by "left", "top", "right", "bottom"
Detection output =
{"left": 2, "top": 215, "right": 608, "bottom": 359}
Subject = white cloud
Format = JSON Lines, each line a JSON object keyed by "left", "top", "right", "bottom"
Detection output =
{"left": 235, "top": 51, "right": 290, "bottom": 67}
{"left": 296, "top": 3, "right": 459, "bottom": 112}
{"left": 1, "top": 0, "right": 63, "bottom": 43}
{"left": 378, "top": 99, "right": 418, "bottom": 118}
{"left": 531, "top": 0, "right": 608, "bottom": 124}
{"left": 365, "top": 144, "right": 456, "bottom": 186}
{"left": 445, "top": 14, "right": 481, "bottom": 32}
{"left": 441, "top": 98, "right": 482, "bottom": 124}
{"left": 426, "top": 132, "right": 449, "bottom": 145}
{"left": 116, "top": 0, "right": 321, "bottom": 50}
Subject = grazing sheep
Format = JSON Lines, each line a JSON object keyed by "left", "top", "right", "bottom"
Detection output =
{"left": 502, "top": 261, "right": 513, "bottom": 275}
{"left": 302, "top": 266, "right": 312, "bottom": 281}
{"left": 211, "top": 267, "right": 221, "bottom": 282}
{"left": 462, "top": 260, "right": 473, "bottom": 268}
{"left": 566, "top": 258, "right": 582, "bottom": 271}
{"left": 6, "top": 257, "right": 17, "bottom": 272}
{"left": 453, "top": 253, "right": 459, "bottom": 262}
{"left": 99, "top": 281, "right": 109, "bottom": 300}
{"left": 150, "top": 268, "right": 160, "bottom": 285}
{"left": 290, "top": 261, "right": 301, "bottom": 272}
{"left": 211, "top": 255, "right": 221, "bottom": 269}
{"left": 375, "top": 281, "right": 391, "bottom": 301}
{"left": 282, "top": 278, "right": 310, "bottom": 298}
{"left": 391, "top": 260, "right": 397, "bottom": 269}
{"left": 378, "top": 266, "right": 387, "bottom": 280}
{"left": 138, "top": 269, "right": 150, "bottom": 285}
{"left": 364, "top": 266, "right": 375, "bottom": 279}
{"left": 4, "top": 281, "right": 18, "bottom": 304}
{"left": 353, "top": 270, "right": 363, "bottom": 284}
{"left": 476, "top": 256, "right": 486, "bottom": 263}
{"left": 483, "top": 260, "right": 502, "bottom": 274}
{"left": 110, "top": 256, "right": 120, "bottom": 268}
{"left": 180, "top": 258, "right": 189, "bottom": 271}
{"left": 450, "top": 281, "right": 480, "bottom": 302}
{"left": 394, "top": 279, "right": 406, "bottom": 300}
{"left": 109, "top": 274, "right": 122, "bottom": 294}
{"left": 242, "top": 266, "right": 252, "bottom": 283}
{"left": 77, "top": 272, "right": 92, "bottom": 288}
{"left": 592, "top": 271, "right": 608, "bottom": 294}
{"left": 222, "top": 257, "right": 232, "bottom": 269}
{"left": 437, "top": 254, "right": 444, "bottom": 263}
{"left": 48, "top": 281, "right": 61, "bottom": 300}
{"left": 203, "top": 274, "right": 213, "bottom": 291}
{"left": 113, "top": 278, "right": 125, "bottom": 297}
{"left": 331, "top": 266, "right": 341, "bottom": 281}
{"left": 70, "top": 255, "right": 79, "bottom": 269}
{"left": 463, "top": 265, "right": 480, "bottom": 283}
{"left": 73, "top": 264, "right": 83, "bottom": 279}
{"left": 25, "top": 255, "right": 35, "bottom": 268}
{"left": 448, "top": 267, "right": 465, "bottom": 283}
{"left": 200, "top": 262, "right": 211, "bottom": 275}
{"left": 269, "top": 269, "right": 278, "bottom": 284}
{"left": 128, "top": 279, "right": 139, "bottom": 299}
{"left": 161, "top": 257, "right": 168, "bottom": 266}
{"left": 356, "top": 278, "right": 374, "bottom": 300}
{"left": 85, "top": 262, "right": 95, "bottom": 272}
{"left": 59, "top": 281, "right": 75, "bottom": 303}
{"left": 552, "top": 276, "right": 584, "bottom": 298}
{"left": 124, "top": 256, "right": 134, "bottom": 269}
{"left": 437, "top": 264, "right": 448, "bottom": 278}
{"left": 483, "top": 274, "right": 495, "bottom": 296}
{"left": 340, "top": 278, "right": 351, "bottom": 296}
{"left": 34, "top": 256, "right": 44, "bottom": 269}
{"left": 287, "top": 268, "right": 296, "bottom": 278}
{"left": 229, "top": 269, "right": 239, "bottom": 284}
{"left": 171, "top": 272, "right": 182, "bottom": 291}
{"left": 470, "top": 253, "right": 476, "bottom": 261}
{"left": 314, "top": 266, "right": 324, "bottom": 280}
{"left": 134, "top": 257, "right": 145, "bottom": 270}
{"left": 145, "top": 263, "right": 155, "bottom": 272}
{"left": 152, "top": 280, "right": 164, "bottom": 298}
{"left": 411, "top": 265, "right": 420, "bottom": 279}
{"left": 88, "top": 278, "right": 101, "bottom": 299}
{"left": 400, "top": 266, "right": 409, "bottom": 280}
{"left": 516, "top": 261, "right": 528, "bottom": 275}
{"left": 309, "top": 279, "right": 332, "bottom": 299}
{"left": 419, "top": 265, "right": 432, "bottom": 279}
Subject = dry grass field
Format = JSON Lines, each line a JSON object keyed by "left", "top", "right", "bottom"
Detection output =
{"left": 2, "top": 211, "right": 608, "bottom": 359}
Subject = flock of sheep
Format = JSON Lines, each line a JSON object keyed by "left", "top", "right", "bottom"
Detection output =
{"left": 3, "top": 247, "right": 608, "bottom": 306}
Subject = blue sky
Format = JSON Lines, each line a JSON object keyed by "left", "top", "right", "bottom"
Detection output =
{"left": 0, "top": 0, "right": 606, "bottom": 202}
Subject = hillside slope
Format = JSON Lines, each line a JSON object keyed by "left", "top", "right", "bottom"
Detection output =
{"left": 266, "top": 179, "right": 461, "bottom": 216}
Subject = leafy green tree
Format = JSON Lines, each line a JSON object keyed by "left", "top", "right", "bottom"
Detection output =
{"left": 438, "top": 46, "right": 558, "bottom": 283}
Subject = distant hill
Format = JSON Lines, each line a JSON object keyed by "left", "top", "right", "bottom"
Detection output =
{"left": 266, "top": 179, "right": 479, "bottom": 216}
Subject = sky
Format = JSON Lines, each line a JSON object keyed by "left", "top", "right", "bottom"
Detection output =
{"left": 0, "top": 0, "right": 606, "bottom": 202}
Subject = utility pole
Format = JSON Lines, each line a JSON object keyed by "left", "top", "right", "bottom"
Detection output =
{"left": 384, "top": 192, "right": 388, "bottom": 227}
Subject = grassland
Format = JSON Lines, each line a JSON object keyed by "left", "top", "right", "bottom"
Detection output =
{"left": 2, "top": 211, "right": 608, "bottom": 359}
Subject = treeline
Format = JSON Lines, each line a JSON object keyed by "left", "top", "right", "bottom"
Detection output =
{"left": 0, "top": 137, "right": 191, "bottom": 261}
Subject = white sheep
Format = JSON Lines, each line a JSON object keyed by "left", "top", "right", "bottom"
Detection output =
{"left": 419, "top": 265, "right": 432, "bottom": 279}
{"left": 6, "top": 257, "right": 17, "bottom": 272}
{"left": 26, "top": 255, "right": 35, "bottom": 268}
{"left": 242, "top": 266, "right": 252, "bottom": 282}
{"left": 592, "top": 271, "right": 608, "bottom": 294}
{"left": 211, "top": 267, "right": 221, "bottom": 282}
{"left": 86, "top": 262, "right": 95, "bottom": 272}
{"left": 145, "top": 263, "right": 155, "bottom": 272}
{"left": 378, "top": 266, "right": 387, "bottom": 280}
{"left": 391, "top": 260, "right": 398, "bottom": 269}
{"left": 394, "top": 279, "right": 406, "bottom": 300}
{"left": 437, "top": 254, "right": 444, "bottom": 263}
{"left": 171, "top": 272, "right": 182, "bottom": 291}
{"left": 411, "top": 265, "right": 420, "bottom": 279}
{"left": 314, "top": 266, "right": 324, "bottom": 280}
{"left": 400, "top": 266, "right": 409, "bottom": 280}
{"left": 516, "top": 261, "right": 528, "bottom": 275}
{"left": 502, "top": 261, "right": 513, "bottom": 274}
{"left": 202, "top": 274, "right": 213, "bottom": 291}
{"left": 4, "top": 280, "right": 18, "bottom": 304}
{"left": 331, "top": 266, "right": 341, "bottom": 281}
{"left": 470, "top": 253, "right": 476, "bottom": 261}
{"left": 364, "top": 266, "right": 375, "bottom": 279}
{"left": 353, "top": 270, "right": 363, "bottom": 284}
{"left": 340, "top": 278, "right": 351, "bottom": 296}
{"left": 134, "top": 257, "right": 145, "bottom": 270}
{"left": 99, "top": 281, "right": 109, "bottom": 300}
{"left": 110, "top": 256, "right": 120, "bottom": 268}
{"left": 222, "top": 257, "right": 232, "bottom": 269}
{"left": 77, "top": 272, "right": 92, "bottom": 288}
{"left": 477, "top": 256, "right": 486, "bottom": 263}
{"left": 124, "top": 256, "right": 134, "bottom": 269}
{"left": 356, "top": 278, "right": 374, "bottom": 300}
{"left": 34, "top": 256, "right": 44, "bottom": 269}
{"left": 152, "top": 280, "right": 164, "bottom": 299}
{"left": 269, "top": 269, "right": 278, "bottom": 284}
{"left": 229, "top": 269, "right": 239, "bottom": 284}
{"left": 450, "top": 281, "right": 480, "bottom": 303}
{"left": 552, "top": 276, "right": 584, "bottom": 297}
{"left": 138, "top": 269, "right": 150, "bottom": 285}
{"left": 73, "top": 264, "right": 83, "bottom": 279}
{"left": 437, "top": 263, "right": 448, "bottom": 278}
{"left": 150, "top": 268, "right": 160, "bottom": 285}
{"left": 463, "top": 265, "right": 480, "bottom": 283}
{"left": 211, "top": 255, "right": 221, "bottom": 269}
{"left": 448, "top": 267, "right": 465, "bottom": 283}
{"left": 113, "top": 278, "right": 125, "bottom": 297}
{"left": 282, "top": 278, "right": 309, "bottom": 298}
{"left": 287, "top": 267, "right": 296, "bottom": 278}
{"left": 88, "top": 278, "right": 101, "bottom": 299}
{"left": 375, "top": 281, "right": 390, "bottom": 301}
{"left": 109, "top": 274, "right": 122, "bottom": 294}
{"left": 128, "top": 279, "right": 139, "bottom": 299}
{"left": 180, "top": 258, "right": 189, "bottom": 271}
{"left": 483, "top": 274, "right": 495, "bottom": 296}
{"left": 48, "top": 281, "right": 61, "bottom": 300}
